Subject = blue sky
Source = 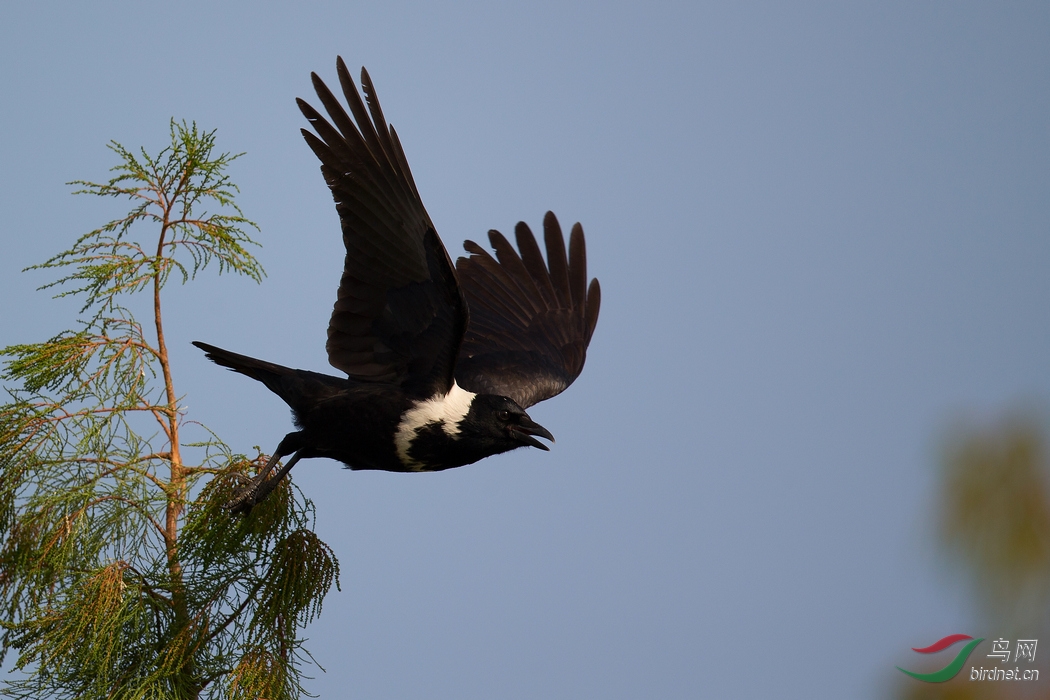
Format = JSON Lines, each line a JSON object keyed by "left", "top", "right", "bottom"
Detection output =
{"left": 2, "top": 1, "right": 1049, "bottom": 697}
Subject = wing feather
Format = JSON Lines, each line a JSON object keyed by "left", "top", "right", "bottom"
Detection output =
{"left": 300, "top": 57, "right": 466, "bottom": 398}
{"left": 515, "top": 222, "right": 559, "bottom": 307}
{"left": 455, "top": 212, "right": 600, "bottom": 408}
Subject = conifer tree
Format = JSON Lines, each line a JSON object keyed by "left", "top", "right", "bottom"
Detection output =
{"left": 0, "top": 121, "right": 339, "bottom": 699}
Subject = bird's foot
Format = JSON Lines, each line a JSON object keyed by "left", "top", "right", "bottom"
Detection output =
{"left": 224, "top": 454, "right": 280, "bottom": 514}
{"left": 223, "top": 451, "right": 302, "bottom": 515}
{"left": 225, "top": 475, "right": 271, "bottom": 514}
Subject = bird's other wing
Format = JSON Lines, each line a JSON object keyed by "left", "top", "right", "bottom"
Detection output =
{"left": 454, "top": 212, "right": 600, "bottom": 409}
{"left": 298, "top": 57, "right": 466, "bottom": 399}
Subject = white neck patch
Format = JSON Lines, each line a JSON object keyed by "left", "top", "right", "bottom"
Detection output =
{"left": 395, "top": 382, "right": 477, "bottom": 469}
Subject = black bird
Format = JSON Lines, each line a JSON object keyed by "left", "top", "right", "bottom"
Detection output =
{"left": 194, "top": 58, "right": 600, "bottom": 512}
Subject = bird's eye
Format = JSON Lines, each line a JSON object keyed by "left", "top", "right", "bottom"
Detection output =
{"left": 497, "top": 409, "right": 510, "bottom": 421}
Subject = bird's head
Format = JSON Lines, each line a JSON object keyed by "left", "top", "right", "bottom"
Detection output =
{"left": 459, "top": 394, "right": 554, "bottom": 455}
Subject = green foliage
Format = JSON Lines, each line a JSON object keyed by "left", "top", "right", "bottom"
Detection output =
{"left": 34, "top": 120, "right": 263, "bottom": 315}
{"left": 0, "top": 121, "right": 339, "bottom": 699}
{"left": 939, "top": 414, "right": 1050, "bottom": 634}
{"left": 894, "top": 414, "right": 1050, "bottom": 700}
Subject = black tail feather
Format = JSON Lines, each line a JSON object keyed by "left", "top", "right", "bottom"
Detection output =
{"left": 191, "top": 341, "right": 294, "bottom": 387}
{"left": 192, "top": 341, "right": 349, "bottom": 416}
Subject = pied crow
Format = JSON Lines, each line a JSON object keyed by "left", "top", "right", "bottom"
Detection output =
{"left": 194, "top": 58, "right": 600, "bottom": 512}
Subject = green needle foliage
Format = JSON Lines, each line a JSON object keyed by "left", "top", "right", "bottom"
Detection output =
{"left": 939, "top": 413, "right": 1050, "bottom": 635}
{"left": 0, "top": 121, "right": 340, "bottom": 699}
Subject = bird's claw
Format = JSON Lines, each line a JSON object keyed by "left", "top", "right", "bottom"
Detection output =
{"left": 224, "top": 475, "right": 269, "bottom": 514}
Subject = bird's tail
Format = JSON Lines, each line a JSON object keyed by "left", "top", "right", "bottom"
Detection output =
{"left": 192, "top": 341, "right": 294, "bottom": 388}
{"left": 192, "top": 341, "right": 347, "bottom": 415}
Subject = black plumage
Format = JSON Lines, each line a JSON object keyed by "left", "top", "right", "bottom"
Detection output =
{"left": 194, "top": 58, "right": 600, "bottom": 512}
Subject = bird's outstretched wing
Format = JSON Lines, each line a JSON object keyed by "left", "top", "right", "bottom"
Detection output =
{"left": 298, "top": 57, "right": 466, "bottom": 399}
{"left": 454, "top": 212, "right": 601, "bottom": 409}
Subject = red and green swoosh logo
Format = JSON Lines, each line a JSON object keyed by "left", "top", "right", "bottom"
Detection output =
{"left": 897, "top": 634, "right": 984, "bottom": 683}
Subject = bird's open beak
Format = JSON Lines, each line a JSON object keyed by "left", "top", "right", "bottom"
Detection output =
{"left": 511, "top": 415, "right": 554, "bottom": 451}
